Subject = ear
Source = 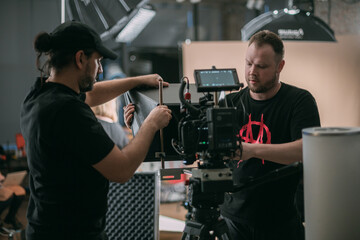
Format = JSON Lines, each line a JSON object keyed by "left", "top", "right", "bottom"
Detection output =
{"left": 75, "top": 50, "right": 85, "bottom": 70}
{"left": 277, "top": 59, "right": 285, "bottom": 74}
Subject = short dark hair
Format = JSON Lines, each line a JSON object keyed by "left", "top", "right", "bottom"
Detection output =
{"left": 33, "top": 21, "right": 117, "bottom": 75}
{"left": 249, "top": 30, "right": 284, "bottom": 62}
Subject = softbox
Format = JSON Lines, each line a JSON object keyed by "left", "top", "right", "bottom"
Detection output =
{"left": 241, "top": 8, "right": 336, "bottom": 41}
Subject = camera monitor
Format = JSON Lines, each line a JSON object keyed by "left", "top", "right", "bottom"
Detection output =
{"left": 194, "top": 68, "right": 241, "bottom": 92}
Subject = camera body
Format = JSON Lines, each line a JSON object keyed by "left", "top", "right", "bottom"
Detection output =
{"left": 177, "top": 68, "right": 242, "bottom": 168}
{"left": 179, "top": 107, "right": 239, "bottom": 165}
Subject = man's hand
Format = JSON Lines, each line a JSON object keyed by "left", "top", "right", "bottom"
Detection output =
{"left": 123, "top": 103, "right": 135, "bottom": 129}
{"left": 141, "top": 74, "right": 169, "bottom": 88}
{"left": 145, "top": 105, "right": 172, "bottom": 130}
{"left": 231, "top": 142, "right": 253, "bottom": 161}
{"left": 124, "top": 104, "right": 172, "bottom": 130}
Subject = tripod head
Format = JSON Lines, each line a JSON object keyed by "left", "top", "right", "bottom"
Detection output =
{"left": 182, "top": 165, "right": 233, "bottom": 240}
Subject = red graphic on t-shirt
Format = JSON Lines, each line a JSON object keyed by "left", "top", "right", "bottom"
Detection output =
{"left": 237, "top": 114, "right": 271, "bottom": 167}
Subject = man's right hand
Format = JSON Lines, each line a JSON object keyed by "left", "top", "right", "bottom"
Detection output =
{"left": 124, "top": 104, "right": 172, "bottom": 130}
{"left": 145, "top": 105, "right": 172, "bottom": 130}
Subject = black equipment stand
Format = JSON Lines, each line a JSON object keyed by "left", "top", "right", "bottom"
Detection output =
{"left": 181, "top": 168, "right": 233, "bottom": 240}
{"left": 181, "top": 162, "right": 304, "bottom": 240}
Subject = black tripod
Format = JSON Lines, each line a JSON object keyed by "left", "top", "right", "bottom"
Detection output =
{"left": 181, "top": 168, "right": 233, "bottom": 240}
{"left": 180, "top": 162, "right": 304, "bottom": 240}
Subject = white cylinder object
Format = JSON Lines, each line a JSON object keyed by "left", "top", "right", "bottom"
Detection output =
{"left": 303, "top": 127, "right": 360, "bottom": 240}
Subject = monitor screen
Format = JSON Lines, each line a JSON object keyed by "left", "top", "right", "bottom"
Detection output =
{"left": 194, "top": 68, "right": 240, "bottom": 92}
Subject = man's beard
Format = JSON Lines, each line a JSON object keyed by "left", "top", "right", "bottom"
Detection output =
{"left": 79, "top": 65, "right": 96, "bottom": 92}
{"left": 79, "top": 76, "right": 94, "bottom": 92}
{"left": 246, "top": 73, "right": 277, "bottom": 94}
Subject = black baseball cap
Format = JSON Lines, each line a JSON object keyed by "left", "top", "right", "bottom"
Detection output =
{"left": 50, "top": 21, "right": 118, "bottom": 60}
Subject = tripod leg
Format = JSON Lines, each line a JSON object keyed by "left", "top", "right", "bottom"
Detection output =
{"left": 181, "top": 232, "right": 190, "bottom": 240}
{"left": 182, "top": 220, "right": 223, "bottom": 240}
{"left": 214, "top": 218, "right": 232, "bottom": 240}
{"left": 217, "top": 233, "right": 231, "bottom": 240}
{"left": 182, "top": 220, "right": 204, "bottom": 240}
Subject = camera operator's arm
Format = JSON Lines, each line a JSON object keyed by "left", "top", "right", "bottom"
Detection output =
{"left": 240, "top": 139, "right": 303, "bottom": 165}
{"left": 85, "top": 74, "right": 169, "bottom": 107}
{"left": 93, "top": 105, "right": 172, "bottom": 183}
{"left": 123, "top": 103, "right": 135, "bottom": 129}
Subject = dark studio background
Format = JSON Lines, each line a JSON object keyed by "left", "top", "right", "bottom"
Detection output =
{"left": 0, "top": 0, "right": 359, "bottom": 145}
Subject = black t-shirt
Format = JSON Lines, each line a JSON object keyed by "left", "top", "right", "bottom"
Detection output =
{"left": 20, "top": 79, "right": 115, "bottom": 239}
{"left": 97, "top": 119, "right": 129, "bottom": 149}
{"left": 220, "top": 82, "right": 320, "bottom": 227}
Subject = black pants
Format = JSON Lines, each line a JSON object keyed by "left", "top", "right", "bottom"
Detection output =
{"left": 222, "top": 216, "right": 305, "bottom": 240}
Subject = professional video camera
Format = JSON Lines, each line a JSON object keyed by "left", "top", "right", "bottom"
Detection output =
{"left": 124, "top": 67, "right": 243, "bottom": 239}
{"left": 173, "top": 68, "right": 243, "bottom": 240}
{"left": 175, "top": 68, "right": 242, "bottom": 168}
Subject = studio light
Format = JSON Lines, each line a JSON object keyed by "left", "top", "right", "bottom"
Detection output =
{"left": 65, "top": 0, "right": 154, "bottom": 43}
{"left": 115, "top": 7, "right": 156, "bottom": 43}
{"left": 246, "top": 0, "right": 265, "bottom": 11}
{"left": 241, "top": 8, "right": 336, "bottom": 41}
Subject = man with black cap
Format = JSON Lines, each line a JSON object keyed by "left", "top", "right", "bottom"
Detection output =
{"left": 20, "top": 21, "right": 172, "bottom": 240}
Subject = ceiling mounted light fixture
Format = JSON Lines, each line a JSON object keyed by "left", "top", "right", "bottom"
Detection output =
{"left": 115, "top": 6, "right": 156, "bottom": 43}
{"left": 66, "top": 0, "right": 153, "bottom": 43}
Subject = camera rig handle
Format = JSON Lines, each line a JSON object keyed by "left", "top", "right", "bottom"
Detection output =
{"left": 179, "top": 79, "right": 201, "bottom": 116}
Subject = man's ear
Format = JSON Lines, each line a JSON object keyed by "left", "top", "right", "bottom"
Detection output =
{"left": 277, "top": 59, "right": 285, "bottom": 74}
{"left": 75, "top": 50, "right": 85, "bottom": 70}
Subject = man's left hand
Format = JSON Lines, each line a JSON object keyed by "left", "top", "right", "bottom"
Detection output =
{"left": 141, "top": 74, "right": 169, "bottom": 88}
